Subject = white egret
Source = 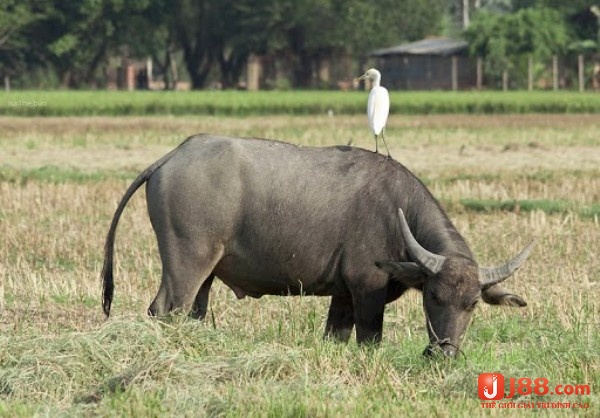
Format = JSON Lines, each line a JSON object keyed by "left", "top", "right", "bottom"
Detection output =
{"left": 355, "top": 68, "right": 391, "bottom": 157}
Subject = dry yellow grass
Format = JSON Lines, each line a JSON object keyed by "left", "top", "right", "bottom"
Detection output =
{"left": 1, "top": 114, "right": 599, "bottom": 172}
{"left": 0, "top": 115, "right": 598, "bottom": 416}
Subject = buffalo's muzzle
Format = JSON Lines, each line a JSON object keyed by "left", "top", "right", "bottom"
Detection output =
{"left": 423, "top": 343, "right": 458, "bottom": 358}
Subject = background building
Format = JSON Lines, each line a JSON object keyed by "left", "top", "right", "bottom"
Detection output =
{"left": 370, "top": 38, "right": 477, "bottom": 90}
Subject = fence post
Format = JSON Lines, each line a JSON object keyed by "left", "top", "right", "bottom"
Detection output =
{"left": 476, "top": 57, "right": 483, "bottom": 90}
{"left": 146, "top": 57, "right": 153, "bottom": 85}
{"left": 528, "top": 55, "right": 533, "bottom": 91}
{"left": 502, "top": 69, "right": 508, "bottom": 91}
{"left": 578, "top": 54, "right": 585, "bottom": 92}
{"left": 552, "top": 55, "right": 558, "bottom": 91}
{"left": 247, "top": 54, "right": 261, "bottom": 91}
{"left": 451, "top": 56, "right": 458, "bottom": 91}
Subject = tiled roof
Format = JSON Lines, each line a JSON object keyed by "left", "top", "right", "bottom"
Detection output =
{"left": 371, "top": 37, "right": 468, "bottom": 57}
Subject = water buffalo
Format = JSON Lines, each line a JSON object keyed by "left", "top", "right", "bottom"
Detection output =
{"left": 101, "top": 134, "right": 533, "bottom": 357}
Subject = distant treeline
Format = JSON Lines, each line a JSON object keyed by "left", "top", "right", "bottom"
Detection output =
{"left": 0, "top": 0, "right": 598, "bottom": 90}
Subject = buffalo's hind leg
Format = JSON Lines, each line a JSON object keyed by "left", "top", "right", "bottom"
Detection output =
{"left": 148, "top": 238, "right": 223, "bottom": 317}
{"left": 190, "top": 274, "right": 215, "bottom": 320}
{"left": 324, "top": 292, "right": 355, "bottom": 342}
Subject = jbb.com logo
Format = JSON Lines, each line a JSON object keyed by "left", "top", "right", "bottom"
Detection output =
{"left": 478, "top": 373, "right": 505, "bottom": 400}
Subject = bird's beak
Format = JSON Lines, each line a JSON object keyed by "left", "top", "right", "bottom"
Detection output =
{"left": 354, "top": 73, "right": 367, "bottom": 82}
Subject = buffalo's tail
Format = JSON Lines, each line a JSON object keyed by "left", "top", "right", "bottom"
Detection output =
{"left": 101, "top": 138, "right": 191, "bottom": 317}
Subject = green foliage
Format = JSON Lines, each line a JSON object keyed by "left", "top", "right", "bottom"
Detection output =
{"left": 12, "top": 0, "right": 163, "bottom": 88}
{"left": 173, "top": 0, "right": 446, "bottom": 87}
{"left": 464, "top": 7, "right": 570, "bottom": 81}
{"left": 0, "top": 0, "right": 41, "bottom": 78}
{"left": 47, "top": 33, "right": 78, "bottom": 57}
{"left": 337, "top": 0, "right": 446, "bottom": 59}
{"left": 0, "top": 0, "right": 37, "bottom": 48}
{"left": 2, "top": 1, "right": 597, "bottom": 89}
{"left": 514, "top": 0, "right": 596, "bottom": 17}
{"left": 464, "top": 7, "right": 574, "bottom": 87}
{"left": 0, "top": 0, "right": 447, "bottom": 89}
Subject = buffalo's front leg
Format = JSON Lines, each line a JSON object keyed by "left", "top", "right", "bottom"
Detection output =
{"left": 324, "top": 292, "right": 355, "bottom": 342}
{"left": 352, "top": 279, "right": 388, "bottom": 344}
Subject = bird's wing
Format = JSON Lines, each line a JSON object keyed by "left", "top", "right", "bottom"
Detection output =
{"left": 367, "top": 86, "right": 389, "bottom": 136}
{"left": 367, "top": 89, "right": 377, "bottom": 134}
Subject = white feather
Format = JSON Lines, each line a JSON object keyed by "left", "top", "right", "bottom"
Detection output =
{"left": 367, "top": 85, "right": 389, "bottom": 136}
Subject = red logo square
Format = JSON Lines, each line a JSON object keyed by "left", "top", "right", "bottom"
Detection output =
{"left": 478, "top": 373, "right": 505, "bottom": 400}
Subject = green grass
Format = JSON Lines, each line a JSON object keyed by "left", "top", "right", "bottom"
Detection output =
{"left": 460, "top": 198, "right": 600, "bottom": 218}
{"left": 0, "top": 165, "right": 136, "bottom": 184}
{"left": 0, "top": 302, "right": 597, "bottom": 417}
{"left": 2, "top": 90, "right": 600, "bottom": 116}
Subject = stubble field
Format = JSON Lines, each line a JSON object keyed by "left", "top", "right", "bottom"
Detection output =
{"left": 0, "top": 113, "right": 598, "bottom": 417}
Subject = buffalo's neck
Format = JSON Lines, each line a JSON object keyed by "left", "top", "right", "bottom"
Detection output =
{"left": 403, "top": 192, "right": 475, "bottom": 262}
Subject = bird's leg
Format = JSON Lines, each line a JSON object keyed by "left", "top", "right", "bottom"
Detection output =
{"left": 374, "top": 134, "right": 378, "bottom": 154}
{"left": 381, "top": 131, "right": 391, "bottom": 159}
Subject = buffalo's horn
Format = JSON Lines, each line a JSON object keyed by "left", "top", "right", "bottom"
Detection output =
{"left": 479, "top": 240, "right": 535, "bottom": 290}
{"left": 397, "top": 208, "right": 446, "bottom": 275}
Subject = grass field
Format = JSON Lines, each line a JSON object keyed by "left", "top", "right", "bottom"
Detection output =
{"left": 2, "top": 90, "right": 600, "bottom": 116}
{"left": 0, "top": 113, "right": 598, "bottom": 417}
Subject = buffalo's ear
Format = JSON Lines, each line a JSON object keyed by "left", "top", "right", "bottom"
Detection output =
{"left": 375, "top": 261, "right": 427, "bottom": 288}
{"left": 481, "top": 284, "right": 527, "bottom": 307}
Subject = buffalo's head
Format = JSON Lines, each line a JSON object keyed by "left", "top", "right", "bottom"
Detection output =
{"left": 376, "top": 209, "right": 534, "bottom": 358}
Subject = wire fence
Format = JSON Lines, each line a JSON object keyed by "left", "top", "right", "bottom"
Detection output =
{"left": 471, "top": 54, "right": 600, "bottom": 92}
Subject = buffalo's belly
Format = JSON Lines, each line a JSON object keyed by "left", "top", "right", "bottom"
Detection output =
{"left": 213, "top": 253, "right": 337, "bottom": 298}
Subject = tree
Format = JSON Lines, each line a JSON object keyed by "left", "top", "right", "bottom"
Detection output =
{"left": 280, "top": 0, "right": 342, "bottom": 87}
{"left": 120, "top": 0, "right": 180, "bottom": 89}
{"left": 166, "top": 0, "right": 288, "bottom": 89}
{"left": 14, "top": 0, "right": 159, "bottom": 88}
{"left": 0, "top": 1, "right": 35, "bottom": 47}
{"left": 0, "top": 0, "right": 449, "bottom": 89}
{"left": 276, "top": 0, "right": 447, "bottom": 87}
{"left": 464, "top": 7, "right": 569, "bottom": 85}
{"left": 168, "top": 0, "right": 270, "bottom": 89}
{"left": 337, "top": 0, "right": 447, "bottom": 66}
{"left": 211, "top": 0, "right": 283, "bottom": 88}
{"left": 168, "top": 0, "right": 447, "bottom": 89}
{"left": 0, "top": 0, "right": 41, "bottom": 86}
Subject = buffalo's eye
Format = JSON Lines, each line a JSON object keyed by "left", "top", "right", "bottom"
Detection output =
{"left": 466, "top": 300, "right": 479, "bottom": 311}
{"left": 430, "top": 291, "right": 443, "bottom": 306}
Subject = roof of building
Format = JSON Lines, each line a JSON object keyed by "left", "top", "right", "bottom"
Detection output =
{"left": 371, "top": 37, "right": 468, "bottom": 57}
